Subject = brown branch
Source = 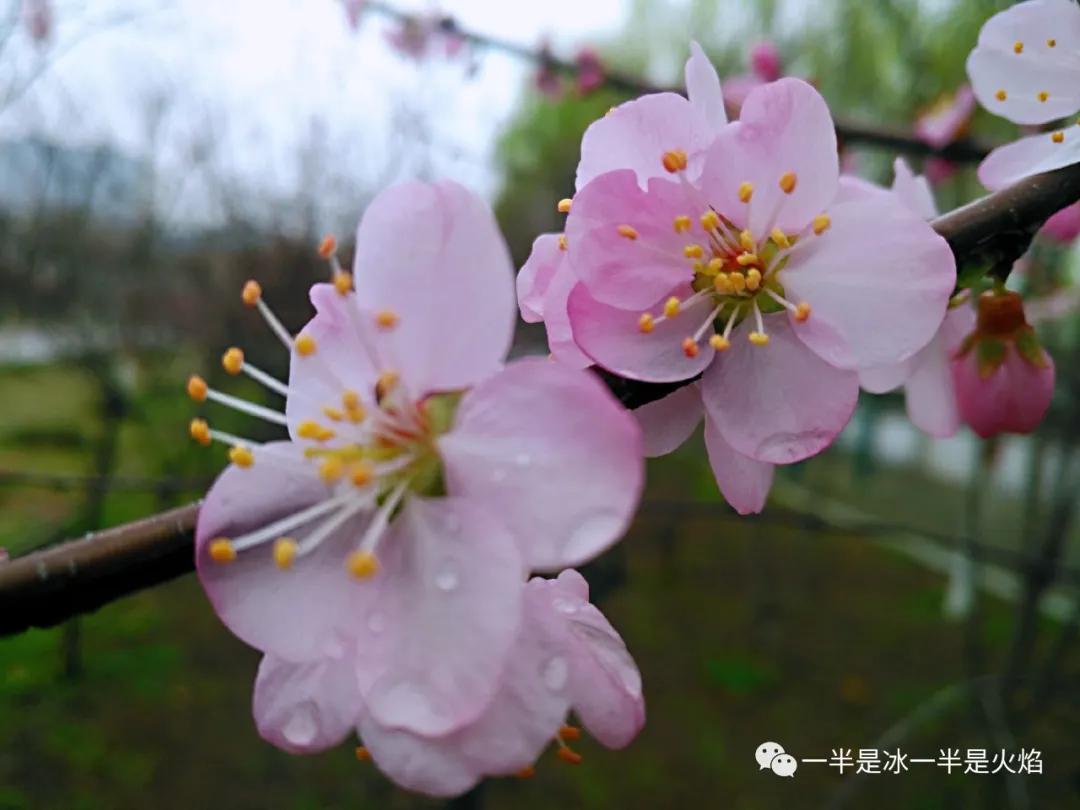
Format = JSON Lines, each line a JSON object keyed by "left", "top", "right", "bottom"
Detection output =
{"left": 3, "top": 160, "right": 1080, "bottom": 636}
{"left": 363, "top": 0, "right": 994, "bottom": 162}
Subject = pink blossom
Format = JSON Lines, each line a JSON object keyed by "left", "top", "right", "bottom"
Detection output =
{"left": 342, "top": 0, "right": 366, "bottom": 30}
{"left": 545, "top": 46, "right": 955, "bottom": 512}
{"left": 950, "top": 291, "right": 1055, "bottom": 438}
{"left": 21, "top": 0, "right": 51, "bottom": 43}
{"left": 534, "top": 42, "right": 564, "bottom": 99}
{"left": 858, "top": 160, "right": 975, "bottom": 438}
{"left": 915, "top": 85, "right": 977, "bottom": 150}
{"left": 385, "top": 14, "right": 464, "bottom": 61}
{"left": 192, "top": 180, "right": 643, "bottom": 772}
{"left": 966, "top": 0, "right": 1080, "bottom": 189}
{"left": 723, "top": 41, "right": 784, "bottom": 108}
{"left": 575, "top": 48, "right": 605, "bottom": 95}
{"left": 1040, "top": 201, "right": 1080, "bottom": 243}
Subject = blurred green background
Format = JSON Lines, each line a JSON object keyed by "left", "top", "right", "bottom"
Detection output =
{"left": 3, "top": 0, "right": 1080, "bottom": 807}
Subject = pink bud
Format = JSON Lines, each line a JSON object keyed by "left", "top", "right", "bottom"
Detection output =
{"left": 1040, "top": 202, "right": 1080, "bottom": 245}
{"left": 749, "top": 41, "right": 782, "bottom": 82}
{"left": 575, "top": 48, "right": 605, "bottom": 95}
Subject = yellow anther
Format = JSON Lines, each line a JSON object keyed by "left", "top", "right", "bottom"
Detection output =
{"left": 295, "top": 334, "right": 317, "bottom": 356}
{"left": 559, "top": 725, "right": 582, "bottom": 742}
{"left": 229, "top": 445, "right": 255, "bottom": 468}
{"left": 376, "top": 370, "right": 399, "bottom": 399}
{"left": 661, "top": 149, "right": 688, "bottom": 173}
{"left": 637, "top": 313, "right": 655, "bottom": 334}
{"left": 350, "top": 461, "right": 375, "bottom": 487}
{"left": 273, "top": 537, "right": 297, "bottom": 570}
{"left": 709, "top": 334, "right": 731, "bottom": 352}
{"left": 663, "top": 297, "right": 681, "bottom": 318}
{"left": 749, "top": 331, "right": 770, "bottom": 346}
{"left": 189, "top": 418, "right": 211, "bottom": 446}
{"left": 681, "top": 337, "right": 699, "bottom": 358}
{"left": 318, "top": 235, "right": 337, "bottom": 259}
{"left": 319, "top": 456, "right": 345, "bottom": 483}
{"left": 208, "top": 538, "right": 236, "bottom": 564}
{"left": 745, "top": 268, "right": 762, "bottom": 291}
{"left": 738, "top": 182, "right": 754, "bottom": 203}
{"left": 706, "top": 258, "right": 725, "bottom": 276}
{"left": 333, "top": 271, "right": 353, "bottom": 295}
{"left": 714, "top": 273, "right": 733, "bottom": 294}
{"left": 241, "top": 280, "right": 262, "bottom": 307}
{"left": 729, "top": 272, "right": 747, "bottom": 293}
{"left": 739, "top": 229, "right": 755, "bottom": 251}
{"left": 1014, "top": 41, "right": 1024, "bottom": 54}
{"left": 1038, "top": 91, "right": 1049, "bottom": 103}
{"left": 700, "top": 210, "right": 720, "bottom": 231}
{"left": 1052, "top": 131, "right": 1065, "bottom": 144}
{"left": 616, "top": 224, "right": 638, "bottom": 240}
{"left": 1048, "top": 38, "right": 1056, "bottom": 48}
{"left": 683, "top": 244, "right": 704, "bottom": 259}
{"left": 222, "top": 347, "right": 244, "bottom": 375}
{"left": 355, "top": 746, "right": 372, "bottom": 762}
{"left": 691, "top": 261, "right": 706, "bottom": 275}
{"left": 795, "top": 301, "right": 812, "bottom": 322}
{"left": 346, "top": 405, "right": 366, "bottom": 424}
{"left": 779, "top": 171, "right": 797, "bottom": 194}
{"left": 315, "top": 426, "right": 336, "bottom": 442}
{"left": 557, "top": 198, "right": 573, "bottom": 214}
{"left": 771, "top": 227, "right": 791, "bottom": 248}
{"left": 558, "top": 234, "right": 568, "bottom": 251}
{"left": 323, "top": 406, "right": 344, "bottom": 422}
{"left": 813, "top": 213, "right": 832, "bottom": 235}
{"left": 347, "top": 551, "right": 380, "bottom": 579}
{"left": 342, "top": 390, "right": 361, "bottom": 411}
{"left": 375, "top": 309, "right": 399, "bottom": 330}
{"left": 996, "top": 89, "right": 1007, "bottom": 102}
{"left": 296, "top": 420, "right": 323, "bottom": 440}
{"left": 673, "top": 215, "right": 692, "bottom": 233}
{"left": 736, "top": 253, "right": 759, "bottom": 267}
{"left": 187, "top": 375, "right": 208, "bottom": 402}
{"left": 556, "top": 747, "right": 583, "bottom": 765}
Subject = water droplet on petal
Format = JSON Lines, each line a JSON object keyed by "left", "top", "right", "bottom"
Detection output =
{"left": 367, "top": 612, "right": 385, "bottom": 633}
{"left": 553, "top": 598, "right": 577, "bottom": 615}
{"left": 282, "top": 703, "right": 319, "bottom": 747}
{"left": 435, "top": 565, "right": 459, "bottom": 592}
{"left": 543, "top": 656, "right": 569, "bottom": 690}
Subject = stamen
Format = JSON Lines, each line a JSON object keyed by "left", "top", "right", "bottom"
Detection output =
{"left": 736, "top": 253, "right": 758, "bottom": 267}
{"left": 351, "top": 461, "right": 375, "bottom": 487}
{"left": 254, "top": 295, "right": 296, "bottom": 352}
{"left": 559, "top": 725, "right": 582, "bottom": 742}
{"left": 770, "top": 227, "right": 791, "bottom": 249}
{"left": 556, "top": 747, "right": 583, "bottom": 765}
{"left": 376, "top": 370, "right": 400, "bottom": 401}
{"left": 663, "top": 297, "right": 681, "bottom": 318}
{"left": 714, "top": 273, "right": 733, "bottom": 294}
{"left": 297, "top": 420, "right": 336, "bottom": 442}
{"left": 190, "top": 418, "right": 211, "bottom": 446}
{"left": 295, "top": 334, "right": 318, "bottom": 356}
{"left": 1052, "top": 131, "right": 1065, "bottom": 144}
{"left": 795, "top": 302, "right": 811, "bottom": 322}
{"left": 812, "top": 213, "right": 831, "bottom": 235}
{"left": 318, "top": 235, "right": 337, "bottom": 259}
{"left": 739, "top": 229, "right": 755, "bottom": 251}
{"left": 202, "top": 388, "right": 290, "bottom": 427}
{"left": 241, "top": 280, "right": 262, "bottom": 307}
{"left": 209, "top": 538, "right": 236, "bottom": 564}
{"left": 232, "top": 492, "right": 356, "bottom": 553}
{"left": 616, "top": 224, "right": 638, "bottom": 240}
{"left": 222, "top": 347, "right": 244, "bottom": 375}
{"left": 1013, "top": 41, "right": 1023, "bottom": 54}
{"left": 779, "top": 171, "right": 797, "bottom": 194}
{"left": 662, "top": 149, "right": 688, "bottom": 173}
{"left": 683, "top": 244, "right": 704, "bottom": 259}
{"left": 709, "top": 334, "right": 730, "bottom": 351}
{"left": 293, "top": 493, "right": 373, "bottom": 558}
{"left": 738, "top": 182, "right": 754, "bottom": 204}
{"left": 236, "top": 359, "right": 292, "bottom": 399}
{"left": 701, "top": 210, "right": 720, "bottom": 231}
{"left": 347, "top": 551, "right": 379, "bottom": 579}
{"left": 1037, "top": 91, "right": 1048, "bottom": 103}
{"left": 995, "top": 89, "right": 1007, "bottom": 102}
{"left": 558, "top": 234, "right": 568, "bottom": 250}
{"left": 729, "top": 272, "right": 747, "bottom": 293}
{"left": 355, "top": 746, "right": 372, "bottom": 762}
{"left": 229, "top": 446, "right": 255, "bottom": 468}
{"left": 705, "top": 257, "right": 724, "bottom": 276}
{"left": 721, "top": 305, "right": 742, "bottom": 341}
{"left": 674, "top": 215, "right": 692, "bottom": 233}
{"left": 745, "top": 268, "right": 762, "bottom": 291}
{"left": 1048, "top": 39, "right": 1056, "bottom": 48}
{"left": 319, "top": 457, "right": 345, "bottom": 483}
{"left": 748, "top": 301, "right": 769, "bottom": 346}
{"left": 187, "top": 375, "right": 208, "bottom": 402}
{"left": 343, "top": 480, "right": 409, "bottom": 573}
{"left": 557, "top": 198, "right": 573, "bottom": 214}
{"left": 333, "top": 271, "right": 353, "bottom": 295}
{"left": 638, "top": 313, "right": 655, "bottom": 334}
{"left": 273, "top": 537, "right": 298, "bottom": 570}
{"left": 681, "top": 337, "right": 699, "bottom": 358}
{"left": 375, "top": 309, "right": 399, "bottom": 330}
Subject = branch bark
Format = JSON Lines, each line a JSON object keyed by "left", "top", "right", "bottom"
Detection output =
{"left": 2, "top": 161, "right": 1080, "bottom": 636}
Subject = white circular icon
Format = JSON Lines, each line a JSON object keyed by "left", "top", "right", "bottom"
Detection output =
{"left": 771, "top": 753, "right": 798, "bottom": 777}
{"left": 755, "top": 741, "right": 785, "bottom": 770}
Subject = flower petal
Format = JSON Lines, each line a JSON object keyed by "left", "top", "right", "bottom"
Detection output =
{"left": 575, "top": 93, "right": 715, "bottom": 190}
{"left": 967, "top": 0, "right": 1080, "bottom": 126}
{"left": 782, "top": 191, "right": 956, "bottom": 370}
{"left": 541, "top": 253, "right": 592, "bottom": 368}
{"left": 440, "top": 357, "right": 643, "bottom": 571}
{"left": 632, "top": 383, "right": 703, "bottom": 457}
{"left": 566, "top": 170, "right": 703, "bottom": 310}
{"left": 891, "top": 158, "right": 939, "bottom": 219}
{"left": 253, "top": 654, "right": 362, "bottom": 754}
{"left": 952, "top": 344, "right": 1055, "bottom": 438}
{"left": 350, "top": 180, "right": 515, "bottom": 393}
{"left": 685, "top": 41, "right": 727, "bottom": 132}
{"left": 195, "top": 442, "right": 375, "bottom": 662}
{"left": 977, "top": 126, "right": 1080, "bottom": 190}
{"left": 566, "top": 282, "right": 716, "bottom": 383}
{"left": 702, "top": 414, "right": 775, "bottom": 514}
{"left": 859, "top": 361, "right": 910, "bottom": 394}
{"left": 355, "top": 496, "right": 524, "bottom": 736}
{"left": 517, "top": 234, "right": 562, "bottom": 323}
{"left": 903, "top": 305, "right": 974, "bottom": 438}
{"left": 702, "top": 316, "right": 859, "bottom": 464}
{"left": 699, "top": 78, "right": 839, "bottom": 235}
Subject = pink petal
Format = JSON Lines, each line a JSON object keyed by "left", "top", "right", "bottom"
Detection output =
{"left": 782, "top": 191, "right": 956, "bottom": 370}
{"left": 1040, "top": 201, "right": 1080, "bottom": 243}
{"left": 914, "top": 85, "right": 977, "bottom": 149}
{"left": 565, "top": 170, "right": 703, "bottom": 310}
{"left": 685, "top": 41, "right": 727, "bottom": 132}
{"left": 253, "top": 654, "right": 362, "bottom": 754}
{"left": 701, "top": 316, "right": 859, "bottom": 464}
{"left": 967, "top": 0, "right": 1080, "bottom": 126}
{"left": 699, "top": 78, "right": 839, "bottom": 235}
{"left": 903, "top": 305, "right": 975, "bottom": 437}
{"left": 354, "top": 496, "right": 524, "bottom": 736}
{"left": 541, "top": 254, "right": 592, "bottom": 368}
{"left": 859, "top": 361, "right": 910, "bottom": 394}
{"left": 439, "top": 357, "right": 643, "bottom": 571}
{"left": 952, "top": 344, "right": 1055, "bottom": 438}
{"left": 575, "top": 93, "right": 715, "bottom": 190}
{"left": 195, "top": 442, "right": 375, "bottom": 662}
{"left": 891, "top": 158, "right": 938, "bottom": 219}
{"left": 350, "top": 180, "right": 514, "bottom": 393}
{"left": 517, "top": 234, "right": 562, "bottom": 323}
{"left": 566, "top": 282, "right": 716, "bottom": 383}
{"left": 632, "top": 384, "right": 703, "bottom": 457}
{"left": 703, "top": 414, "right": 774, "bottom": 514}
{"left": 286, "top": 283, "right": 378, "bottom": 440}
{"left": 977, "top": 127, "right": 1080, "bottom": 190}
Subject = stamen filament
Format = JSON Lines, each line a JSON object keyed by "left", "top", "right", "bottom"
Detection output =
{"left": 295, "top": 492, "right": 375, "bottom": 557}
{"left": 255, "top": 298, "right": 296, "bottom": 352}
{"left": 233, "top": 491, "right": 357, "bottom": 552}
{"left": 204, "top": 388, "right": 290, "bottom": 426}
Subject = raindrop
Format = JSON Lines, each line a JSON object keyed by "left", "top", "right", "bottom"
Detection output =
{"left": 435, "top": 565, "right": 459, "bottom": 592}
{"left": 543, "top": 656, "right": 569, "bottom": 690}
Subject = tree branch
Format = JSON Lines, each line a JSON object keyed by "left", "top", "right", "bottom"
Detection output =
{"left": 2, "top": 160, "right": 1080, "bottom": 636}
